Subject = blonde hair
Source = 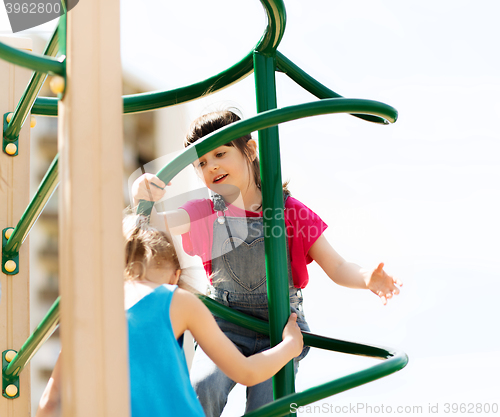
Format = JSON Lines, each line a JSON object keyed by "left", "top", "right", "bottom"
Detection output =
{"left": 123, "top": 215, "right": 180, "bottom": 280}
{"left": 122, "top": 215, "right": 199, "bottom": 293}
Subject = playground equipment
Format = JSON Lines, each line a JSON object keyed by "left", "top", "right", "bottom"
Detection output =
{"left": 0, "top": 1, "right": 408, "bottom": 416}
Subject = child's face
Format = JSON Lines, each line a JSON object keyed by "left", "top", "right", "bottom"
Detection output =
{"left": 194, "top": 142, "right": 257, "bottom": 198}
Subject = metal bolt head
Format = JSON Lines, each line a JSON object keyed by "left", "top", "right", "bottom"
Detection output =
{"left": 50, "top": 76, "right": 65, "bottom": 95}
{"left": 4, "top": 260, "right": 16, "bottom": 272}
{"left": 4, "top": 350, "right": 16, "bottom": 363}
{"left": 4, "top": 228, "right": 14, "bottom": 240}
{"left": 5, "top": 384, "right": 18, "bottom": 397}
{"left": 5, "top": 143, "right": 17, "bottom": 155}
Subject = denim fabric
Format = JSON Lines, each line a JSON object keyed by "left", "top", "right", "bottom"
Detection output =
{"left": 190, "top": 196, "right": 310, "bottom": 417}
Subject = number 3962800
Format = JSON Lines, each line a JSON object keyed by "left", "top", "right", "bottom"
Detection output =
{"left": 5, "top": 3, "right": 61, "bottom": 14}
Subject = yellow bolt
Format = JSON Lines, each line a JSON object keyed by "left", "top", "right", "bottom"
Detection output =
{"left": 5, "top": 350, "right": 16, "bottom": 362}
{"left": 6, "top": 113, "right": 13, "bottom": 123}
{"left": 4, "top": 228, "right": 14, "bottom": 240}
{"left": 50, "top": 76, "right": 65, "bottom": 95}
{"left": 5, "top": 143, "right": 17, "bottom": 155}
{"left": 4, "top": 260, "right": 16, "bottom": 273}
{"left": 30, "top": 116, "right": 36, "bottom": 128}
{"left": 5, "top": 384, "right": 18, "bottom": 397}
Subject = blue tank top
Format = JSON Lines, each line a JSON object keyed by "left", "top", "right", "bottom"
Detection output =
{"left": 127, "top": 284, "right": 205, "bottom": 417}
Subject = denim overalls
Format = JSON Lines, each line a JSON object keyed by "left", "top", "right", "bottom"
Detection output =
{"left": 190, "top": 193, "right": 310, "bottom": 417}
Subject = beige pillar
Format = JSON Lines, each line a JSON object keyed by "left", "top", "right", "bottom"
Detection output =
{"left": 0, "top": 35, "right": 32, "bottom": 417}
{"left": 58, "top": 0, "right": 130, "bottom": 415}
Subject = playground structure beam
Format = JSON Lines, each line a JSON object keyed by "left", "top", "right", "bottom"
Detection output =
{"left": 0, "top": 35, "right": 32, "bottom": 413}
{"left": 57, "top": 0, "right": 130, "bottom": 415}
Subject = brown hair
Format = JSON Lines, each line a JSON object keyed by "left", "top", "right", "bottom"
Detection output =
{"left": 123, "top": 215, "right": 180, "bottom": 281}
{"left": 185, "top": 110, "right": 262, "bottom": 191}
{"left": 185, "top": 110, "right": 291, "bottom": 195}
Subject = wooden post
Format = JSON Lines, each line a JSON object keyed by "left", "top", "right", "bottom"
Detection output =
{"left": 0, "top": 35, "right": 32, "bottom": 417}
{"left": 58, "top": 0, "right": 130, "bottom": 415}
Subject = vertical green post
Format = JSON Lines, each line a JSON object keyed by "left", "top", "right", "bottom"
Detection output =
{"left": 253, "top": 50, "right": 295, "bottom": 409}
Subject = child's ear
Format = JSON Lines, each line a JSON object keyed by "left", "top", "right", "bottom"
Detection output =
{"left": 248, "top": 139, "right": 258, "bottom": 161}
{"left": 172, "top": 269, "right": 181, "bottom": 285}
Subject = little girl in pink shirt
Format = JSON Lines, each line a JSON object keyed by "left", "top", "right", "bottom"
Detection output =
{"left": 132, "top": 110, "right": 402, "bottom": 416}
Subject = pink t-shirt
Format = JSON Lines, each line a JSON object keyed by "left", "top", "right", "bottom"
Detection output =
{"left": 180, "top": 197, "right": 327, "bottom": 288}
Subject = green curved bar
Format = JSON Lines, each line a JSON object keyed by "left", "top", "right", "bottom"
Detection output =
{"left": 3, "top": 29, "right": 59, "bottom": 140}
{"left": 3, "top": 155, "right": 59, "bottom": 256}
{"left": 3, "top": 297, "right": 60, "bottom": 382}
{"left": 137, "top": 96, "right": 397, "bottom": 215}
{"left": 121, "top": 52, "right": 254, "bottom": 114}
{"left": 276, "top": 52, "right": 388, "bottom": 125}
{"left": 32, "top": 0, "right": 287, "bottom": 117}
{"left": 201, "top": 295, "right": 408, "bottom": 417}
{"left": 201, "top": 296, "right": 391, "bottom": 359}
{"left": 243, "top": 351, "right": 408, "bottom": 417}
{"left": 0, "top": 39, "right": 64, "bottom": 76}
{"left": 256, "top": 0, "right": 286, "bottom": 56}
{"left": 201, "top": 296, "right": 270, "bottom": 334}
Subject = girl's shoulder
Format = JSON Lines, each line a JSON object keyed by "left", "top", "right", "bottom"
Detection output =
{"left": 285, "top": 196, "right": 324, "bottom": 225}
{"left": 285, "top": 196, "right": 309, "bottom": 210}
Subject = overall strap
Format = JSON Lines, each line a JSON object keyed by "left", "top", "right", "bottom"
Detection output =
{"left": 211, "top": 190, "right": 291, "bottom": 213}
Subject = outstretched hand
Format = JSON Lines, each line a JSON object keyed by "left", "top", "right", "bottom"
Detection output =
{"left": 366, "top": 263, "right": 402, "bottom": 305}
{"left": 282, "top": 313, "right": 304, "bottom": 358}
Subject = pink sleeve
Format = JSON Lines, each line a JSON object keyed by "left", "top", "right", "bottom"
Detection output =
{"left": 285, "top": 197, "right": 328, "bottom": 288}
{"left": 179, "top": 199, "right": 213, "bottom": 260}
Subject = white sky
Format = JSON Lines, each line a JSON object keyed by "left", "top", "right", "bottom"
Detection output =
{"left": 1, "top": 1, "right": 499, "bottom": 416}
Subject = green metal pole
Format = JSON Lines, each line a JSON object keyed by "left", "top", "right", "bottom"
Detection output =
{"left": 3, "top": 154, "right": 59, "bottom": 256}
{"left": 3, "top": 297, "right": 60, "bottom": 381}
{"left": 253, "top": 50, "right": 295, "bottom": 406}
{"left": 0, "top": 40, "right": 64, "bottom": 75}
{"left": 3, "top": 28, "right": 59, "bottom": 141}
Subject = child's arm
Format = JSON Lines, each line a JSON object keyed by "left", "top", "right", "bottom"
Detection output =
{"left": 131, "top": 173, "right": 191, "bottom": 235}
{"left": 308, "top": 234, "right": 402, "bottom": 305}
{"left": 35, "top": 353, "right": 61, "bottom": 417}
{"left": 170, "top": 289, "right": 303, "bottom": 386}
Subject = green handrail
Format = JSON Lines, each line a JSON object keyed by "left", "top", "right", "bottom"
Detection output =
{"left": 3, "top": 297, "right": 60, "bottom": 382}
{"left": 0, "top": 39, "right": 64, "bottom": 76}
{"left": 138, "top": 96, "right": 397, "bottom": 216}
{"left": 3, "top": 28, "right": 59, "bottom": 141}
{"left": 276, "top": 51, "right": 388, "bottom": 125}
{"left": 3, "top": 154, "right": 59, "bottom": 256}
